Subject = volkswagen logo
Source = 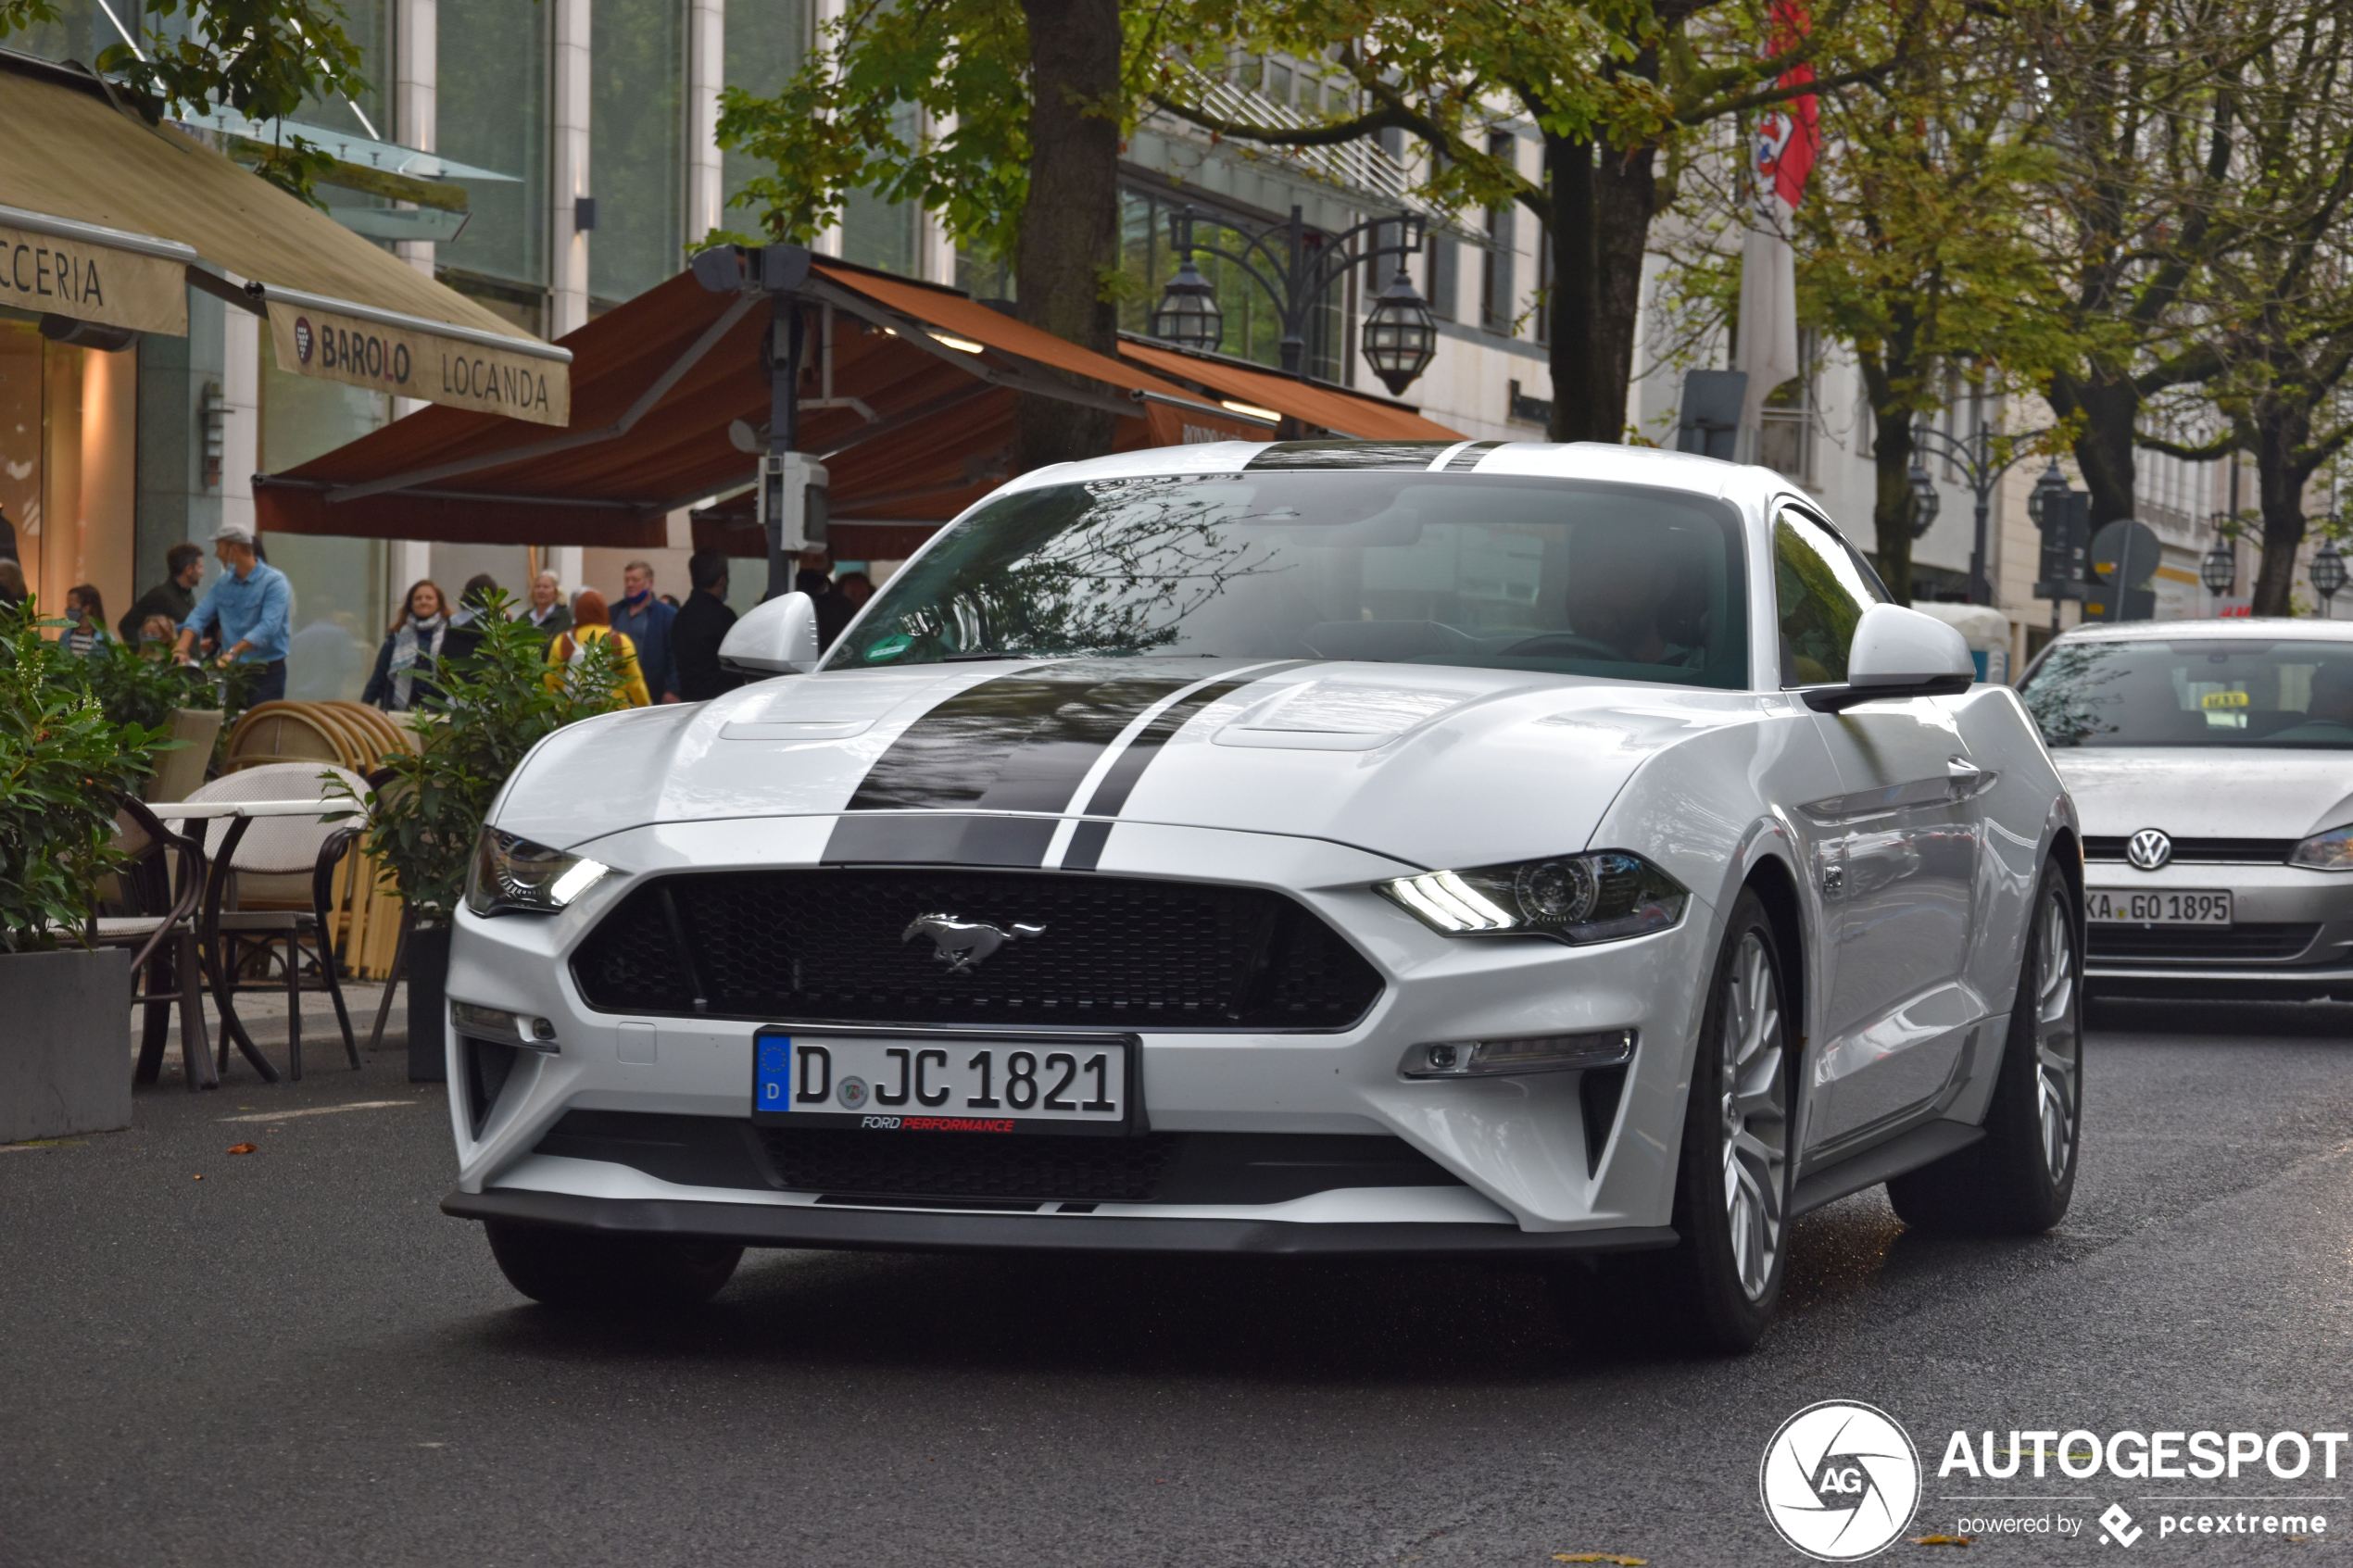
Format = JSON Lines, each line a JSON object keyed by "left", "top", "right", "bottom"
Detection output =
{"left": 2126, "top": 828, "right": 2173, "bottom": 872}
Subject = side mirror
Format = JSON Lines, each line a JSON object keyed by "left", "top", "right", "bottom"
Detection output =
{"left": 1803, "top": 603, "right": 1975, "bottom": 713}
{"left": 719, "top": 591, "right": 822, "bottom": 675}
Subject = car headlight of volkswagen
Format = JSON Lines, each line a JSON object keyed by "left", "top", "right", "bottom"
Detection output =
{"left": 1378, "top": 850, "right": 1689, "bottom": 944}
{"left": 2291, "top": 823, "right": 2353, "bottom": 871}
{"left": 466, "top": 828, "right": 610, "bottom": 917}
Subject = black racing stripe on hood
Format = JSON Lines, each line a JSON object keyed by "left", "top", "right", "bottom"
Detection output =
{"left": 1061, "top": 662, "right": 1311, "bottom": 872}
{"left": 841, "top": 661, "right": 1202, "bottom": 816}
{"left": 1441, "top": 440, "right": 1503, "bottom": 471}
{"left": 824, "top": 814, "right": 1058, "bottom": 868}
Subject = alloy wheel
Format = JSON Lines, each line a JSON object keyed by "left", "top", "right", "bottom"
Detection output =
{"left": 2032, "top": 888, "right": 2082, "bottom": 1185}
{"left": 1718, "top": 932, "right": 1790, "bottom": 1301}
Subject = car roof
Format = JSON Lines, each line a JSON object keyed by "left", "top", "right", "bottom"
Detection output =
{"left": 2055, "top": 617, "right": 2353, "bottom": 644}
{"left": 990, "top": 438, "right": 1793, "bottom": 512}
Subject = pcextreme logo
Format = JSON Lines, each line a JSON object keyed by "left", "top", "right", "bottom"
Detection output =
{"left": 1760, "top": 1401, "right": 1922, "bottom": 1562}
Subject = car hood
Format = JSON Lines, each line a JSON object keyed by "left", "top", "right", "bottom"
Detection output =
{"left": 496, "top": 658, "right": 1766, "bottom": 872}
{"left": 2049, "top": 746, "right": 2353, "bottom": 840}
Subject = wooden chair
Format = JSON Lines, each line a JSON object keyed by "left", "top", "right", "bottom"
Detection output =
{"left": 89, "top": 797, "right": 217, "bottom": 1091}
{"left": 180, "top": 763, "right": 369, "bottom": 1081}
{"left": 221, "top": 703, "right": 346, "bottom": 775}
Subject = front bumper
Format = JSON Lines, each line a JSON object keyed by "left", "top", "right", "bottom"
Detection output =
{"left": 443, "top": 1185, "right": 1679, "bottom": 1257}
{"left": 443, "top": 818, "right": 1723, "bottom": 1240}
{"left": 2082, "top": 857, "right": 2353, "bottom": 997}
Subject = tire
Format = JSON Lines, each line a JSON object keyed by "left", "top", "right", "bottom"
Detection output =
{"left": 484, "top": 1219, "right": 743, "bottom": 1311}
{"left": 1554, "top": 890, "right": 1793, "bottom": 1353}
{"left": 1887, "top": 859, "right": 2082, "bottom": 1235}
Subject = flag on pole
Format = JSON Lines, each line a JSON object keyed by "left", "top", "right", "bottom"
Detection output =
{"left": 1737, "top": 3, "right": 1821, "bottom": 445}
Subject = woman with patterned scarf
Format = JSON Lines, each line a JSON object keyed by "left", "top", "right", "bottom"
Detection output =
{"left": 362, "top": 579, "right": 453, "bottom": 711}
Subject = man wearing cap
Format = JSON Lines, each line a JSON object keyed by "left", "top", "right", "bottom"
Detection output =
{"left": 173, "top": 521, "right": 293, "bottom": 706}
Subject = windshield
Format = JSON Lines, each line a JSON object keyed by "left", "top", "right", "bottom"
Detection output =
{"left": 826, "top": 472, "right": 1750, "bottom": 687}
{"left": 2020, "top": 637, "right": 2353, "bottom": 748}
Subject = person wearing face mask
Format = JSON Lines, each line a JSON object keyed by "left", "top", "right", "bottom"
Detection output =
{"left": 610, "top": 559, "right": 680, "bottom": 702}
{"left": 362, "top": 579, "right": 453, "bottom": 711}
{"left": 61, "top": 583, "right": 112, "bottom": 657}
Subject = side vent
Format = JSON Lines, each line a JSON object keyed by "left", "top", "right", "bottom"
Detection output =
{"left": 1579, "top": 1064, "right": 1629, "bottom": 1176}
{"left": 462, "top": 1035, "right": 519, "bottom": 1139}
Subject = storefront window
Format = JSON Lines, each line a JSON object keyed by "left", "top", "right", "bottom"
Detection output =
{"left": 722, "top": 0, "right": 808, "bottom": 221}
{"left": 1116, "top": 189, "right": 1340, "bottom": 381}
{"left": 6, "top": 0, "right": 146, "bottom": 68}
{"left": 439, "top": 0, "right": 551, "bottom": 288}
{"left": 260, "top": 326, "right": 390, "bottom": 701}
{"left": 0, "top": 314, "right": 138, "bottom": 630}
{"left": 590, "top": 0, "right": 685, "bottom": 304}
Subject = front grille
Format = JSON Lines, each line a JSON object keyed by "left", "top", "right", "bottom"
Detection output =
{"left": 2084, "top": 836, "right": 2296, "bottom": 864}
{"left": 571, "top": 870, "right": 1384, "bottom": 1030}
{"left": 2088, "top": 922, "right": 2322, "bottom": 963}
{"left": 761, "top": 1127, "right": 1179, "bottom": 1201}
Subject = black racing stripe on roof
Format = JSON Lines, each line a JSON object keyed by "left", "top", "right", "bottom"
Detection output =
{"left": 1442, "top": 440, "right": 1504, "bottom": 471}
{"left": 840, "top": 661, "right": 1201, "bottom": 818}
{"left": 1244, "top": 440, "right": 1460, "bottom": 470}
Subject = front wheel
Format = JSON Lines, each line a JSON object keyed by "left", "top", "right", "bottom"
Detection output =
{"left": 1888, "top": 859, "right": 2082, "bottom": 1234}
{"left": 484, "top": 1219, "right": 743, "bottom": 1311}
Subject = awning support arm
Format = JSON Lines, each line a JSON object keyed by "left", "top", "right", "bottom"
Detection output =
{"left": 316, "top": 290, "right": 764, "bottom": 505}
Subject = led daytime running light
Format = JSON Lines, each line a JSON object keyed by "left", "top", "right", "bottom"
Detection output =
{"left": 1377, "top": 850, "right": 1687, "bottom": 946}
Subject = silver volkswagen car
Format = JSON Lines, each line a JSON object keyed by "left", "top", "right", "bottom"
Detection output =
{"left": 2019, "top": 619, "right": 2353, "bottom": 998}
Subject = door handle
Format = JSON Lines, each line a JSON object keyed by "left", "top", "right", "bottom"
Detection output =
{"left": 1946, "top": 755, "right": 1994, "bottom": 801}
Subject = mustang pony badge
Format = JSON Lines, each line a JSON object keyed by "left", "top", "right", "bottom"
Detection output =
{"left": 902, "top": 913, "right": 1046, "bottom": 973}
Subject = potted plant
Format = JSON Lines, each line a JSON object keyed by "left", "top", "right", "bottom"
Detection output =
{"left": 0, "top": 601, "right": 166, "bottom": 1139}
{"left": 335, "top": 595, "right": 622, "bottom": 1080}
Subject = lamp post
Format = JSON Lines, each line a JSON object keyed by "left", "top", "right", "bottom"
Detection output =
{"left": 2313, "top": 529, "right": 2347, "bottom": 617}
{"left": 1911, "top": 419, "right": 2053, "bottom": 607}
{"left": 2201, "top": 513, "right": 2237, "bottom": 607}
{"left": 1151, "top": 206, "right": 1437, "bottom": 395}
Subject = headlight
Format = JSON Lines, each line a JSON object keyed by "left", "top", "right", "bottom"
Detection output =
{"left": 466, "top": 829, "right": 610, "bottom": 917}
{"left": 1377, "top": 850, "right": 1689, "bottom": 944}
{"left": 2291, "top": 823, "right": 2353, "bottom": 871}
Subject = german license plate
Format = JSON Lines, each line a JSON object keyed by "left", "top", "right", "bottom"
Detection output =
{"left": 2085, "top": 888, "right": 2233, "bottom": 925}
{"left": 750, "top": 1027, "right": 1136, "bottom": 1135}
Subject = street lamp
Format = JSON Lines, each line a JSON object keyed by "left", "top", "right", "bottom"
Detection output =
{"left": 1912, "top": 419, "right": 2053, "bottom": 606}
{"left": 2312, "top": 531, "right": 2347, "bottom": 615}
{"left": 1906, "top": 453, "right": 1942, "bottom": 536}
{"left": 1151, "top": 255, "right": 1223, "bottom": 353}
{"left": 1152, "top": 206, "right": 1434, "bottom": 392}
{"left": 2200, "top": 531, "right": 2236, "bottom": 596}
{"left": 2027, "top": 460, "right": 2070, "bottom": 529}
{"left": 1360, "top": 263, "right": 1440, "bottom": 396}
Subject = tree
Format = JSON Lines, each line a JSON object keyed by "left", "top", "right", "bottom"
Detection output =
{"left": 1784, "top": 6, "right": 2074, "bottom": 601}
{"left": 1154, "top": 0, "right": 1925, "bottom": 443}
{"left": 713, "top": 0, "right": 1207, "bottom": 472}
{"left": 2136, "top": 0, "right": 2353, "bottom": 615}
{"left": 0, "top": 0, "right": 369, "bottom": 199}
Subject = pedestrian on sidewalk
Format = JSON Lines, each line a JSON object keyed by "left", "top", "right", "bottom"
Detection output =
{"left": 173, "top": 521, "right": 292, "bottom": 705}
{"left": 440, "top": 573, "right": 503, "bottom": 669}
{"left": 61, "top": 583, "right": 112, "bottom": 657}
{"left": 672, "top": 548, "right": 741, "bottom": 701}
{"left": 361, "top": 580, "right": 452, "bottom": 712}
{"left": 119, "top": 542, "right": 204, "bottom": 642}
{"left": 523, "top": 571, "right": 572, "bottom": 641}
{"left": 610, "top": 560, "right": 679, "bottom": 702}
{"left": 549, "top": 589, "right": 650, "bottom": 707}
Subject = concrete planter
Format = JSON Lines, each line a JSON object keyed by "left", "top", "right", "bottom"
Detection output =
{"left": 1, "top": 948, "right": 132, "bottom": 1142}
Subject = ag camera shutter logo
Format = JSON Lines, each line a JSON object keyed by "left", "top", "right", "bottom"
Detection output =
{"left": 1760, "top": 1400, "right": 1921, "bottom": 1561}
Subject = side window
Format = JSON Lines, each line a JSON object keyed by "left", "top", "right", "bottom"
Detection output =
{"left": 1774, "top": 509, "right": 1880, "bottom": 686}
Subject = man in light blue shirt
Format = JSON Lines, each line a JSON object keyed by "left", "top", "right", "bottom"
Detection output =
{"left": 173, "top": 520, "right": 293, "bottom": 706}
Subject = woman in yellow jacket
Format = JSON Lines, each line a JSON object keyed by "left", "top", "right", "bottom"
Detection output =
{"left": 547, "top": 588, "right": 651, "bottom": 707}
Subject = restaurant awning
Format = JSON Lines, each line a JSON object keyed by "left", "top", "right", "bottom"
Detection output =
{"left": 254, "top": 256, "right": 1463, "bottom": 556}
{"left": 0, "top": 49, "right": 569, "bottom": 424}
{"left": 1119, "top": 339, "right": 1460, "bottom": 442}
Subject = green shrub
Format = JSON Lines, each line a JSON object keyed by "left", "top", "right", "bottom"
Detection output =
{"left": 0, "top": 603, "right": 167, "bottom": 952}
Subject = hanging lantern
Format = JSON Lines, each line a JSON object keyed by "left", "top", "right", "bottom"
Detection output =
{"left": 2312, "top": 533, "right": 2347, "bottom": 604}
{"left": 1907, "top": 454, "right": 1942, "bottom": 537}
{"left": 1151, "top": 256, "right": 1224, "bottom": 352}
{"left": 2200, "top": 533, "right": 2236, "bottom": 596}
{"left": 2027, "top": 460, "right": 2070, "bottom": 528}
{"left": 1360, "top": 264, "right": 1438, "bottom": 396}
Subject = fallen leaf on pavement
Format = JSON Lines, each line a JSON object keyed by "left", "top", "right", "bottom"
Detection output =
{"left": 1911, "top": 1537, "right": 1973, "bottom": 1547}
{"left": 192, "top": 1173, "right": 203, "bottom": 1180}
{"left": 1554, "top": 1556, "right": 1646, "bottom": 1564}
{"left": 227, "top": 1143, "right": 258, "bottom": 1155}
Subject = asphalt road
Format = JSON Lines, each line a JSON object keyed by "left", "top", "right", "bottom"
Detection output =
{"left": 5, "top": 996, "right": 2352, "bottom": 1567}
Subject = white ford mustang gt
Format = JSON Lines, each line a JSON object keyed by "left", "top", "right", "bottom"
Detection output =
{"left": 442, "top": 439, "right": 2083, "bottom": 1349}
